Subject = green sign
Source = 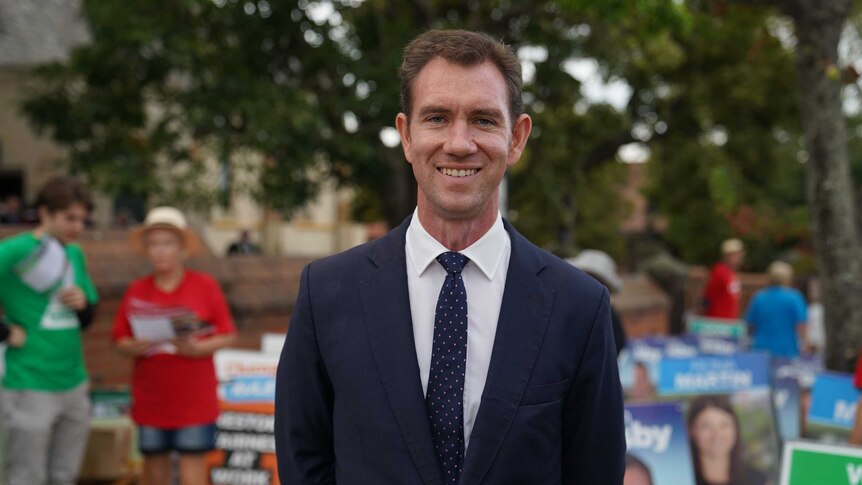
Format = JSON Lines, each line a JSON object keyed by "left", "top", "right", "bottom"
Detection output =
{"left": 687, "top": 317, "right": 747, "bottom": 340}
{"left": 781, "top": 441, "right": 862, "bottom": 485}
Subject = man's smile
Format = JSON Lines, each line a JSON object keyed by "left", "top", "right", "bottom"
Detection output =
{"left": 437, "top": 167, "right": 480, "bottom": 177}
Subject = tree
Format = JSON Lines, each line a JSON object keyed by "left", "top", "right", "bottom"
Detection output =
{"left": 716, "top": 0, "right": 862, "bottom": 370}
{"left": 782, "top": 0, "right": 862, "bottom": 371}
{"left": 23, "top": 0, "right": 681, "bottom": 259}
{"left": 637, "top": 3, "right": 805, "bottom": 267}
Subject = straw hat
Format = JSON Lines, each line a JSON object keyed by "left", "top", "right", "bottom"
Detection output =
{"left": 129, "top": 206, "right": 202, "bottom": 255}
{"left": 567, "top": 250, "right": 623, "bottom": 293}
{"left": 721, "top": 238, "right": 745, "bottom": 255}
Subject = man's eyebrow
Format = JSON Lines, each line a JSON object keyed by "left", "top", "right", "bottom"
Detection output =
{"left": 416, "top": 105, "right": 452, "bottom": 117}
{"left": 471, "top": 108, "right": 505, "bottom": 119}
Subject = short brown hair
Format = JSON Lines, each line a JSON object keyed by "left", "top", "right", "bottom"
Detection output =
{"left": 399, "top": 29, "right": 523, "bottom": 124}
{"left": 35, "top": 177, "right": 93, "bottom": 214}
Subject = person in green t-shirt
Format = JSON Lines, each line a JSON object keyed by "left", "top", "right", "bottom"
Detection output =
{"left": 0, "top": 177, "right": 98, "bottom": 485}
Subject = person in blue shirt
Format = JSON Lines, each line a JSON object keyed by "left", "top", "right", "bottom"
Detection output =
{"left": 744, "top": 261, "right": 808, "bottom": 357}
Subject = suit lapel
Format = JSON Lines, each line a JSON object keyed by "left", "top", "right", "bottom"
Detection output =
{"left": 360, "top": 219, "right": 444, "bottom": 485}
{"left": 459, "top": 221, "right": 555, "bottom": 485}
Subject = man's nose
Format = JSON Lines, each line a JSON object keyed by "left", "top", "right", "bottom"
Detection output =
{"left": 444, "top": 120, "right": 477, "bottom": 156}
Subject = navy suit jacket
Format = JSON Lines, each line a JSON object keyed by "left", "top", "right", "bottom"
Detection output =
{"left": 275, "top": 218, "right": 625, "bottom": 484}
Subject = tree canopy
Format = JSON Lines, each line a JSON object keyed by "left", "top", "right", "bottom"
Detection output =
{"left": 20, "top": 0, "right": 860, "bottom": 267}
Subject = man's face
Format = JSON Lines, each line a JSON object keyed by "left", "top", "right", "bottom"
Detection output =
{"left": 396, "top": 58, "right": 531, "bottom": 223}
{"left": 40, "top": 203, "right": 89, "bottom": 244}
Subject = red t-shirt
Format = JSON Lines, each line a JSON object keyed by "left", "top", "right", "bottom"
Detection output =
{"left": 112, "top": 269, "right": 236, "bottom": 428}
{"left": 703, "top": 262, "right": 741, "bottom": 319}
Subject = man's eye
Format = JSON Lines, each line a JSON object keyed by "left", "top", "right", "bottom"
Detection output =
{"left": 476, "top": 118, "right": 495, "bottom": 126}
{"left": 427, "top": 115, "right": 445, "bottom": 123}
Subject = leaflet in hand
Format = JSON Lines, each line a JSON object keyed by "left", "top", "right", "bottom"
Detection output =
{"left": 130, "top": 315, "right": 177, "bottom": 342}
{"left": 15, "top": 236, "right": 69, "bottom": 293}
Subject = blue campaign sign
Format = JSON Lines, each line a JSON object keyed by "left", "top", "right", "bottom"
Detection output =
{"left": 619, "top": 336, "right": 700, "bottom": 400}
{"left": 808, "top": 372, "right": 861, "bottom": 431}
{"left": 658, "top": 352, "right": 771, "bottom": 396}
{"left": 220, "top": 376, "right": 277, "bottom": 404}
{"left": 774, "top": 377, "right": 801, "bottom": 440}
{"left": 772, "top": 355, "right": 824, "bottom": 441}
{"left": 695, "top": 335, "right": 740, "bottom": 355}
{"left": 773, "top": 355, "right": 825, "bottom": 390}
{"left": 625, "top": 402, "right": 696, "bottom": 485}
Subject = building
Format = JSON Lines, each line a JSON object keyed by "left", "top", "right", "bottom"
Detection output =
{"left": 0, "top": 0, "right": 370, "bottom": 257}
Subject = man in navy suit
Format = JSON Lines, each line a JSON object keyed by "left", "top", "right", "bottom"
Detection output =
{"left": 275, "top": 29, "right": 625, "bottom": 484}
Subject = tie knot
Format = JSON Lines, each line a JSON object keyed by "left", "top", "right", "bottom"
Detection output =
{"left": 436, "top": 251, "right": 469, "bottom": 275}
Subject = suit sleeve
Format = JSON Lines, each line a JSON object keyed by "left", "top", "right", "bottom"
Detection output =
{"left": 562, "top": 288, "right": 625, "bottom": 484}
{"left": 275, "top": 264, "right": 336, "bottom": 485}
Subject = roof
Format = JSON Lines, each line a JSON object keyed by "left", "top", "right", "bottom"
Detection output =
{"left": 0, "top": 0, "right": 90, "bottom": 68}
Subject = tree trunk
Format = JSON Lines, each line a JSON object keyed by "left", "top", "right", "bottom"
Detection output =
{"left": 785, "top": 0, "right": 862, "bottom": 371}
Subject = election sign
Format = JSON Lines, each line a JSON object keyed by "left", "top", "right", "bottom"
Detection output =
{"left": 208, "top": 349, "right": 281, "bottom": 485}
{"left": 625, "top": 402, "right": 696, "bottom": 485}
{"left": 773, "top": 355, "right": 825, "bottom": 390}
{"left": 806, "top": 371, "right": 861, "bottom": 440}
{"left": 687, "top": 317, "right": 747, "bottom": 342}
{"left": 658, "top": 352, "right": 771, "bottom": 396}
{"left": 774, "top": 377, "right": 801, "bottom": 441}
{"left": 619, "top": 335, "right": 739, "bottom": 402}
{"left": 207, "top": 402, "right": 279, "bottom": 485}
{"left": 659, "top": 352, "right": 780, "bottom": 483}
{"left": 780, "top": 440, "right": 862, "bottom": 485}
{"left": 772, "top": 356, "right": 824, "bottom": 441}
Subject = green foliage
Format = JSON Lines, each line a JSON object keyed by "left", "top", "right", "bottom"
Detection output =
{"left": 21, "top": 0, "right": 841, "bottom": 267}
{"left": 637, "top": 3, "right": 806, "bottom": 268}
{"left": 23, "top": 0, "right": 332, "bottom": 213}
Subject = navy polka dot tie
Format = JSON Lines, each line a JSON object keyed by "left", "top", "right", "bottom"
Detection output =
{"left": 427, "top": 251, "right": 470, "bottom": 485}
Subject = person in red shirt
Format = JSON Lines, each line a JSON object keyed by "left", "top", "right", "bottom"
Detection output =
{"left": 703, "top": 239, "right": 745, "bottom": 319}
{"left": 112, "top": 207, "right": 237, "bottom": 485}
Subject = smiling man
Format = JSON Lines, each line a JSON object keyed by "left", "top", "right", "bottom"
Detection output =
{"left": 275, "top": 30, "right": 624, "bottom": 485}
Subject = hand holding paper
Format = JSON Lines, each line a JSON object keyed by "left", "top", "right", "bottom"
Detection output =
{"left": 130, "top": 315, "right": 176, "bottom": 342}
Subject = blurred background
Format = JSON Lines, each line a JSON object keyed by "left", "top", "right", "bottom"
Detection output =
{"left": 1, "top": 0, "right": 861, "bottom": 366}
{"left": 2, "top": 0, "right": 862, "bottom": 483}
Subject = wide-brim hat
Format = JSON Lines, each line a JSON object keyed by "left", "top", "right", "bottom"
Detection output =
{"left": 721, "top": 238, "right": 745, "bottom": 255}
{"left": 129, "top": 206, "right": 202, "bottom": 256}
{"left": 566, "top": 249, "right": 623, "bottom": 293}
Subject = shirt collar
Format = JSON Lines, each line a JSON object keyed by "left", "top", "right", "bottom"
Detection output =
{"left": 406, "top": 209, "right": 509, "bottom": 281}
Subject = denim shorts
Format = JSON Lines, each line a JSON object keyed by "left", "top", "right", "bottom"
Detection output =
{"left": 138, "top": 422, "right": 218, "bottom": 455}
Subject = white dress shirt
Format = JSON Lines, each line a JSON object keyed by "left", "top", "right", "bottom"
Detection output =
{"left": 405, "top": 209, "right": 511, "bottom": 451}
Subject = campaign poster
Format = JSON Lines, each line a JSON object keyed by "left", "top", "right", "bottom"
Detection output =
{"left": 773, "top": 377, "right": 801, "bottom": 441}
{"left": 806, "top": 371, "right": 861, "bottom": 441}
{"left": 619, "top": 335, "right": 738, "bottom": 402}
{"left": 659, "top": 352, "right": 780, "bottom": 484}
{"left": 772, "top": 356, "right": 824, "bottom": 441}
{"left": 658, "top": 352, "right": 771, "bottom": 397}
{"left": 625, "top": 402, "right": 696, "bottom": 485}
{"left": 687, "top": 316, "right": 747, "bottom": 344}
{"left": 780, "top": 440, "right": 862, "bottom": 485}
{"left": 207, "top": 349, "right": 281, "bottom": 485}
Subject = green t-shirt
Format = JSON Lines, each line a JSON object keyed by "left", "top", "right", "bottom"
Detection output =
{"left": 0, "top": 232, "right": 98, "bottom": 391}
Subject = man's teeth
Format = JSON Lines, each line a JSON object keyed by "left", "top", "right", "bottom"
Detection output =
{"left": 439, "top": 168, "right": 478, "bottom": 177}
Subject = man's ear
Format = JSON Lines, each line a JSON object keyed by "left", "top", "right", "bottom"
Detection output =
{"left": 396, "top": 112, "right": 412, "bottom": 163}
{"left": 507, "top": 113, "right": 532, "bottom": 167}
